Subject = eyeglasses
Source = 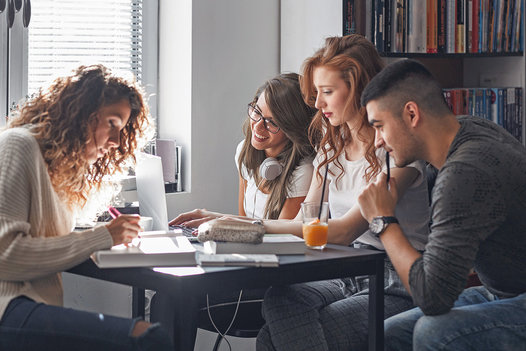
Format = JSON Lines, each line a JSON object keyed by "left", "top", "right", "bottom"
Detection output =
{"left": 247, "top": 104, "right": 280, "bottom": 134}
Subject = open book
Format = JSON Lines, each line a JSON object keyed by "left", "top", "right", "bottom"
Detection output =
{"left": 202, "top": 234, "right": 306, "bottom": 255}
{"left": 92, "top": 235, "right": 196, "bottom": 268}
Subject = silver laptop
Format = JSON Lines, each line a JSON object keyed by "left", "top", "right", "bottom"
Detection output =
{"left": 135, "top": 153, "right": 169, "bottom": 231}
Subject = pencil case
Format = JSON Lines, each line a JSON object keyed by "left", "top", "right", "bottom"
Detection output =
{"left": 197, "top": 218, "right": 265, "bottom": 244}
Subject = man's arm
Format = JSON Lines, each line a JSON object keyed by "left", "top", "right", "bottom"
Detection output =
{"left": 359, "top": 166, "right": 505, "bottom": 315}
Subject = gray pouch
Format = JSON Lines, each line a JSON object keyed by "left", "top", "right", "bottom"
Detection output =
{"left": 197, "top": 218, "right": 265, "bottom": 244}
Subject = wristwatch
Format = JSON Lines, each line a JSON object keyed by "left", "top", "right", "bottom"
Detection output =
{"left": 252, "top": 219, "right": 264, "bottom": 226}
{"left": 369, "top": 216, "right": 399, "bottom": 237}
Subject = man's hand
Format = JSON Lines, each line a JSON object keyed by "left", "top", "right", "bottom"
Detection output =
{"left": 358, "top": 173, "right": 398, "bottom": 222}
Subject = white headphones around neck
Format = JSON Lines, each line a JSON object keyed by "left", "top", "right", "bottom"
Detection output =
{"left": 259, "top": 157, "right": 283, "bottom": 181}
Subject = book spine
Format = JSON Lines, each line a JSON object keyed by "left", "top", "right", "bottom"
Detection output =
{"left": 374, "top": 0, "right": 385, "bottom": 52}
{"left": 468, "top": 88, "right": 475, "bottom": 115}
{"left": 365, "top": 0, "right": 373, "bottom": 41}
{"left": 496, "top": 0, "right": 506, "bottom": 52}
{"left": 427, "top": 0, "right": 438, "bottom": 52}
{"left": 506, "top": 87, "right": 515, "bottom": 135}
{"left": 481, "top": 0, "right": 487, "bottom": 52}
{"left": 438, "top": 0, "right": 448, "bottom": 52}
{"left": 474, "top": 88, "right": 483, "bottom": 118}
{"left": 444, "top": 89, "right": 454, "bottom": 111}
{"left": 355, "top": 0, "right": 367, "bottom": 36}
{"left": 408, "top": 0, "right": 428, "bottom": 52}
{"left": 485, "top": 88, "right": 492, "bottom": 120}
{"left": 386, "top": 0, "right": 393, "bottom": 52}
{"left": 503, "top": 0, "right": 512, "bottom": 51}
{"left": 467, "top": 0, "right": 473, "bottom": 52}
{"left": 403, "top": 0, "right": 409, "bottom": 51}
{"left": 472, "top": 0, "right": 480, "bottom": 52}
{"left": 456, "top": 0, "right": 466, "bottom": 52}
{"left": 488, "top": 0, "right": 496, "bottom": 52}
{"left": 516, "top": 87, "right": 523, "bottom": 142}
{"left": 343, "top": 0, "right": 352, "bottom": 35}
{"left": 447, "top": 0, "right": 457, "bottom": 52}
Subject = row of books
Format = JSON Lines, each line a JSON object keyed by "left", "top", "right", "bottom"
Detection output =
{"left": 344, "top": 0, "right": 524, "bottom": 54}
{"left": 443, "top": 87, "right": 523, "bottom": 141}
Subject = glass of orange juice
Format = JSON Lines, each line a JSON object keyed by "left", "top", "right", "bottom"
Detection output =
{"left": 301, "top": 202, "right": 329, "bottom": 250}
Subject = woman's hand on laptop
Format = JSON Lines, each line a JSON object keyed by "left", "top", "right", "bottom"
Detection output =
{"left": 169, "top": 209, "right": 222, "bottom": 228}
{"left": 105, "top": 214, "right": 141, "bottom": 246}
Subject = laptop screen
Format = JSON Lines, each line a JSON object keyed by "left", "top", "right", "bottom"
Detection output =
{"left": 135, "top": 153, "right": 169, "bottom": 231}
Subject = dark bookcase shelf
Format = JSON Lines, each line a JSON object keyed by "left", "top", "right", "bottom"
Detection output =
{"left": 381, "top": 52, "right": 523, "bottom": 58}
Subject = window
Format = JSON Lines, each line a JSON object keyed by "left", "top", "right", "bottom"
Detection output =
{"left": 28, "top": 0, "right": 144, "bottom": 95}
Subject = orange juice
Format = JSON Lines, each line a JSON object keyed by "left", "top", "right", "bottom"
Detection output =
{"left": 302, "top": 221, "right": 328, "bottom": 249}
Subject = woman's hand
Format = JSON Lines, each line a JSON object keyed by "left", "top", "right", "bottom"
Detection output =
{"left": 105, "top": 214, "right": 141, "bottom": 246}
{"left": 169, "top": 209, "right": 222, "bottom": 228}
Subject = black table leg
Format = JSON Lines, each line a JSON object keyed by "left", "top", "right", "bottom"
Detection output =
{"left": 150, "top": 290, "right": 199, "bottom": 351}
{"left": 368, "top": 258, "right": 384, "bottom": 351}
{"left": 132, "top": 287, "right": 145, "bottom": 319}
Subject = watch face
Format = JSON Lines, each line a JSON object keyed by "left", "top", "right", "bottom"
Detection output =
{"left": 370, "top": 217, "right": 384, "bottom": 234}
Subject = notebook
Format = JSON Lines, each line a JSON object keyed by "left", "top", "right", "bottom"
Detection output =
{"left": 92, "top": 236, "right": 196, "bottom": 268}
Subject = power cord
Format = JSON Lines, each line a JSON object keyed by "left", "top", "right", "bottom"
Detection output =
{"left": 206, "top": 290, "right": 243, "bottom": 351}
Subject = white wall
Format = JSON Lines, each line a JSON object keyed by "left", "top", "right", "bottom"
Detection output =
{"left": 159, "top": 0, "right": 280, "bottom": 218}
{"left": 280, "top": 0, "right": 342, "bottom": 73}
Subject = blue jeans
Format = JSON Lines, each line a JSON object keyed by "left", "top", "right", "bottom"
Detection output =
{"left": 0, "top": 296, "right": 173, "bottom": 351}
{"left": 385, "top": 286, "right": 526, "bottom": 351}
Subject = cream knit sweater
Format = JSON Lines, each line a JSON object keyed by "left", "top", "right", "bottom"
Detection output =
{"left": 0, "top": 127, "right": 114, "bottom": 318}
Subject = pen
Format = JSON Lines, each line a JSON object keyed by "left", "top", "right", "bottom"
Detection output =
{"left": 386, "top": 151, "right": 390, "bottom": 186}
{"left": 108, "top": 206, "right": 121, "bottom": 219}
{"left": 108, "top": 206, "right": 139, "bottom": 248}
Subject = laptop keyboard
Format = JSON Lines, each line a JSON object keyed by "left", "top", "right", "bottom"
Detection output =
{"left": 170, "top": 224, "right": 199, "bottom": 242}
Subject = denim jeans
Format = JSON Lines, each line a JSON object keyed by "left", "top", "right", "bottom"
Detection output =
{"left": 384, "top": 286, "right": 526, "bottom": 351}
{"left": 0, "top": 296, "right": 173, "bottom": 351}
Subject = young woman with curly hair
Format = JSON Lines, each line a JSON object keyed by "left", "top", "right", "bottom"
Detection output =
{"left": 0, "top": 65, "right": 172, "bottom": 351}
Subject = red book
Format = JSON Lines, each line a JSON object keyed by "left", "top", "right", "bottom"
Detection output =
{"left": 427, "top": 0, "right": 438, "bottom": 53}
{"left": 471, "top": 0, "right": 479, "bottom": 52}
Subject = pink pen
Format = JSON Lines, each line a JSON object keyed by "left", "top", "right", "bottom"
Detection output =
{"left": 108, "top": 206, "right": 140, "bottom": 248}
{"left": 108, "top": 206, "right": 122, "bottom": 219}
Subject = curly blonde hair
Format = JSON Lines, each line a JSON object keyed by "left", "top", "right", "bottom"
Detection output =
{"left": 8, "top": 64, "right": 151, "bottom": 209}
{"left": 301, "top": 35, "right": 384, "bottom": 184}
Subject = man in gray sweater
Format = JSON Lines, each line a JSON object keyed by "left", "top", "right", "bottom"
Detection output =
{"left": 358, "top": 59, "right": 526, "bottom": 350}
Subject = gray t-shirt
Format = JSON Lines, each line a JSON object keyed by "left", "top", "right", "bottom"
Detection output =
{"left": 409, "top": 115, "right": 526, "bottom": 315}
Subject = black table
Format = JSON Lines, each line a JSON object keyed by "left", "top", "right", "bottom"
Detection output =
{"left": 68, "top": 244, "right": 385, "bottom": 351}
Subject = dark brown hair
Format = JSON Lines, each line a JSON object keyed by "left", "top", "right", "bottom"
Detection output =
{"left": 238, "top": 73, "right": 317, "bottom": 219}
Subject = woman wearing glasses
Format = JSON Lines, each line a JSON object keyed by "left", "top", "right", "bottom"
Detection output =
{"left": 171, "top": 73, "right": 317, "bottom": 224}
{"left": 236, "top": 73, "right": 317, "bottom": 220}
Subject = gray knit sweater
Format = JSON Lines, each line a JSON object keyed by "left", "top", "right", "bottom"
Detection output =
{"left": 0, "top": 127, "right": 113, "bottom": 318}
{"left": 409, "top": 116, "right": 526, "bottom": 315}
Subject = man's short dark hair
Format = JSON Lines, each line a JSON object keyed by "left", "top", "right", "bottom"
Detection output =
{"left": 360, "top": 59, "right": 451, "bottom": 117}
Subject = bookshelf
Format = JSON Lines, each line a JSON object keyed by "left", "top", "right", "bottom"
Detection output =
{"left": 280, "top": 0, "right": 525, "bottom": 145}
